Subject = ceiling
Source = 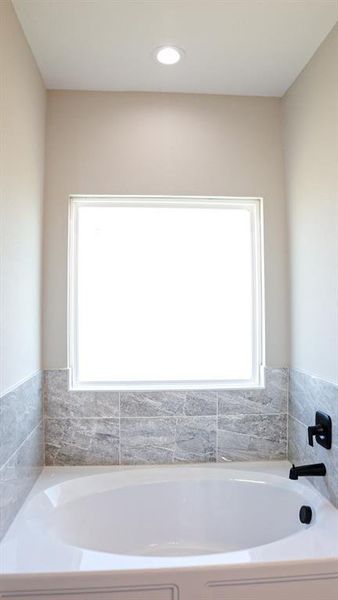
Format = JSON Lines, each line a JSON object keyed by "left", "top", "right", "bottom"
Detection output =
{"left": 13, "top": 0, "right": 338, "bottom": 97}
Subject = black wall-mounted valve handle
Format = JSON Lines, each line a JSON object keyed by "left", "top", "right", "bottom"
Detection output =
{"left": 307, "top": 412, "right": 332, "bottom": 450}
{"left": 308, "top": 424, "right": 324, "bottom": 446}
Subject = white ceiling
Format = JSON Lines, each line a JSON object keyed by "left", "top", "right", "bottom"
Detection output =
{"left": 13, "top": 0, "right": 338, "bottom": 97}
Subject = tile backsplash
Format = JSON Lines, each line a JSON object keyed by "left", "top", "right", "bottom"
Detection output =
{"left": 44, "top": 368, "right": 288, "bottom": 466}
{"left": 288, "top": 368, "right": 338, "bottom": 507}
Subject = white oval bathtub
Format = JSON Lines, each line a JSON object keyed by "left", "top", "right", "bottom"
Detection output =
{"left": 1, "top": 463, "right": 338, "bottom": 577}
{"left": 45, "top": 468, "right": 309, "bottom": 556}
{"left": 19, "top": 463, "right": 334, "bottom": 563}
{"left": 1, "top": 464, "right": 338, "bottom": 599}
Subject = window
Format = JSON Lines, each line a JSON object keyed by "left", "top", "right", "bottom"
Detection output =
{"left": 69, "top": 196, "right": 264, "bottom": 390}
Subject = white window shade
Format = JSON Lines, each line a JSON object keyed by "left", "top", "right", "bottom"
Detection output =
{"left": 69, "top": 197, "right": 264, "bottom": 390}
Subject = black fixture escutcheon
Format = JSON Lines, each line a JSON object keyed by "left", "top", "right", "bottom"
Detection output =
{"left": 299, "top": 505, "right": 312, "bottom": 524}
{"left": 307, "top": 411, "right": 332, "bottom": 449}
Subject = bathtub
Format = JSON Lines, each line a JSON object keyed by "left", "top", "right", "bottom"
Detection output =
{"left": 0, "top": 462, "right": 337, "bottom": 599}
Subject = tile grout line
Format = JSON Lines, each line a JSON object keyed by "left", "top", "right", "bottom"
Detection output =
{"left": 44, "top": 412, "right": 286, "bottom": 420}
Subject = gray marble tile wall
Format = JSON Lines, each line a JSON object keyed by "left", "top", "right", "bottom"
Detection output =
{"left": 0, "top": 372, "right": 44, "bottom": 539}
{"left": 288, "top": 369, "right": 338, "bottom": 507}
{"left": 44, "top": 368, "right": 288, "bottom": 466}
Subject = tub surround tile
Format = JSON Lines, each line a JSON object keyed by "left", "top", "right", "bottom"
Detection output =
{"left": 288, "top": 369, "right": 338, "bottom": 507}
{"left": 0, "top": 371, "right": 43, "bottom": 466}
{"left": 120, "top": 417, "right": 177, "bottom": 464}
{"left": 288, "top": 416, "right": 338, "bottom": 507}
{"left": 120, "top": 391, "right": 185, "bottom": 418}
{"left": 44, "top": 370, "right": 119, "bottom": 418}
{"left": 43, "top": 367, "right": 288, "bottom": 466}
{"left": 217, "top": 414, "right": 287, "bottom": 462}
{"left": 120, "top": 390, "right": 218, "bottom": 417}
{"left": 184, "top": 391, "right": 217, "bottom": 416}
{"left": 120, "top": 416, "right": 217, "bottom": 464}
{"left": 0, "top": 372, "right": 43, "bottom": 540}
{"left": 45, "top": 418, "right": 120, "bottom": 466}
{"left": 216, "top": 368, "right": 288, "bottom": 462}
{"left": 218, "top": 368, "right": 288, "bottom": 416}
{"left": 174, "top": 417, "right": 216, "bottom": 462}
{"left": 288, "top": 369, "right": 338, "bottom": 446}
{"left": 0, "top": 421, "right": 44, "bottom": 540}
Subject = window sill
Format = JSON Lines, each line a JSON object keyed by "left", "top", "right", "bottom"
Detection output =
{"left": 69, "top": 380, "right": 265, "bottom": 392}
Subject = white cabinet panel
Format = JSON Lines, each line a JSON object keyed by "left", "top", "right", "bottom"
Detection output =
{"left": 3, "top": 586, "right": 176, "bottom": 600}
{"left": 209, "top": 577, "right": 338, "bottom": 600}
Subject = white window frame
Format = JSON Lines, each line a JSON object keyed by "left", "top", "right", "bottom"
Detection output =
{"left": 68, "top": 195, "right": 265, "bottom": 391}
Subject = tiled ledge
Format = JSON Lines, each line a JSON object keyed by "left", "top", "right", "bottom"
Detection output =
{"left": 44, "top": 368, "right": 288, "bottom": 466}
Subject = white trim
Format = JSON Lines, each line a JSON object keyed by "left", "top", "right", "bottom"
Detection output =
{"left": 72, "top": 381, "right": 265, "bottom": 392}
{"left": 68, "top": 195, "right": 265, "bottom": 391}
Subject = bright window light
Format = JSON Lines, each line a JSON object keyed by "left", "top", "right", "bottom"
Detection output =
{"left": 69, "top": 197, "right": 264, "bottom": 390}
{"left": 155, "top": 46, "right": 182, "bottom": 65}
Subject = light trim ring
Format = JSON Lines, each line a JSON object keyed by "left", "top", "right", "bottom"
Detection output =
{"left": 155, "top": 46, "right": 183, "bottom": 65}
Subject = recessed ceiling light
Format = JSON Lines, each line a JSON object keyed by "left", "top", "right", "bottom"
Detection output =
{"left": 155, "top": 46, "right": 183, "bottom": 65}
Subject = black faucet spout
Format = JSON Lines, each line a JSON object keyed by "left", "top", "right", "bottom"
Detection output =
{"left": 289, "top": 463, "right": 326, "bottom": 480}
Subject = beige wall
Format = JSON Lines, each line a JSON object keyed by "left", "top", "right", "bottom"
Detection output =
{"left": 282, "top": 24, "right": 338, "bottom": 384}
{"left": 44, "top": 91, "right": 288, "bottom": 369}
{"left": 0, "top": 0, "right": 46, "bottom": 394}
